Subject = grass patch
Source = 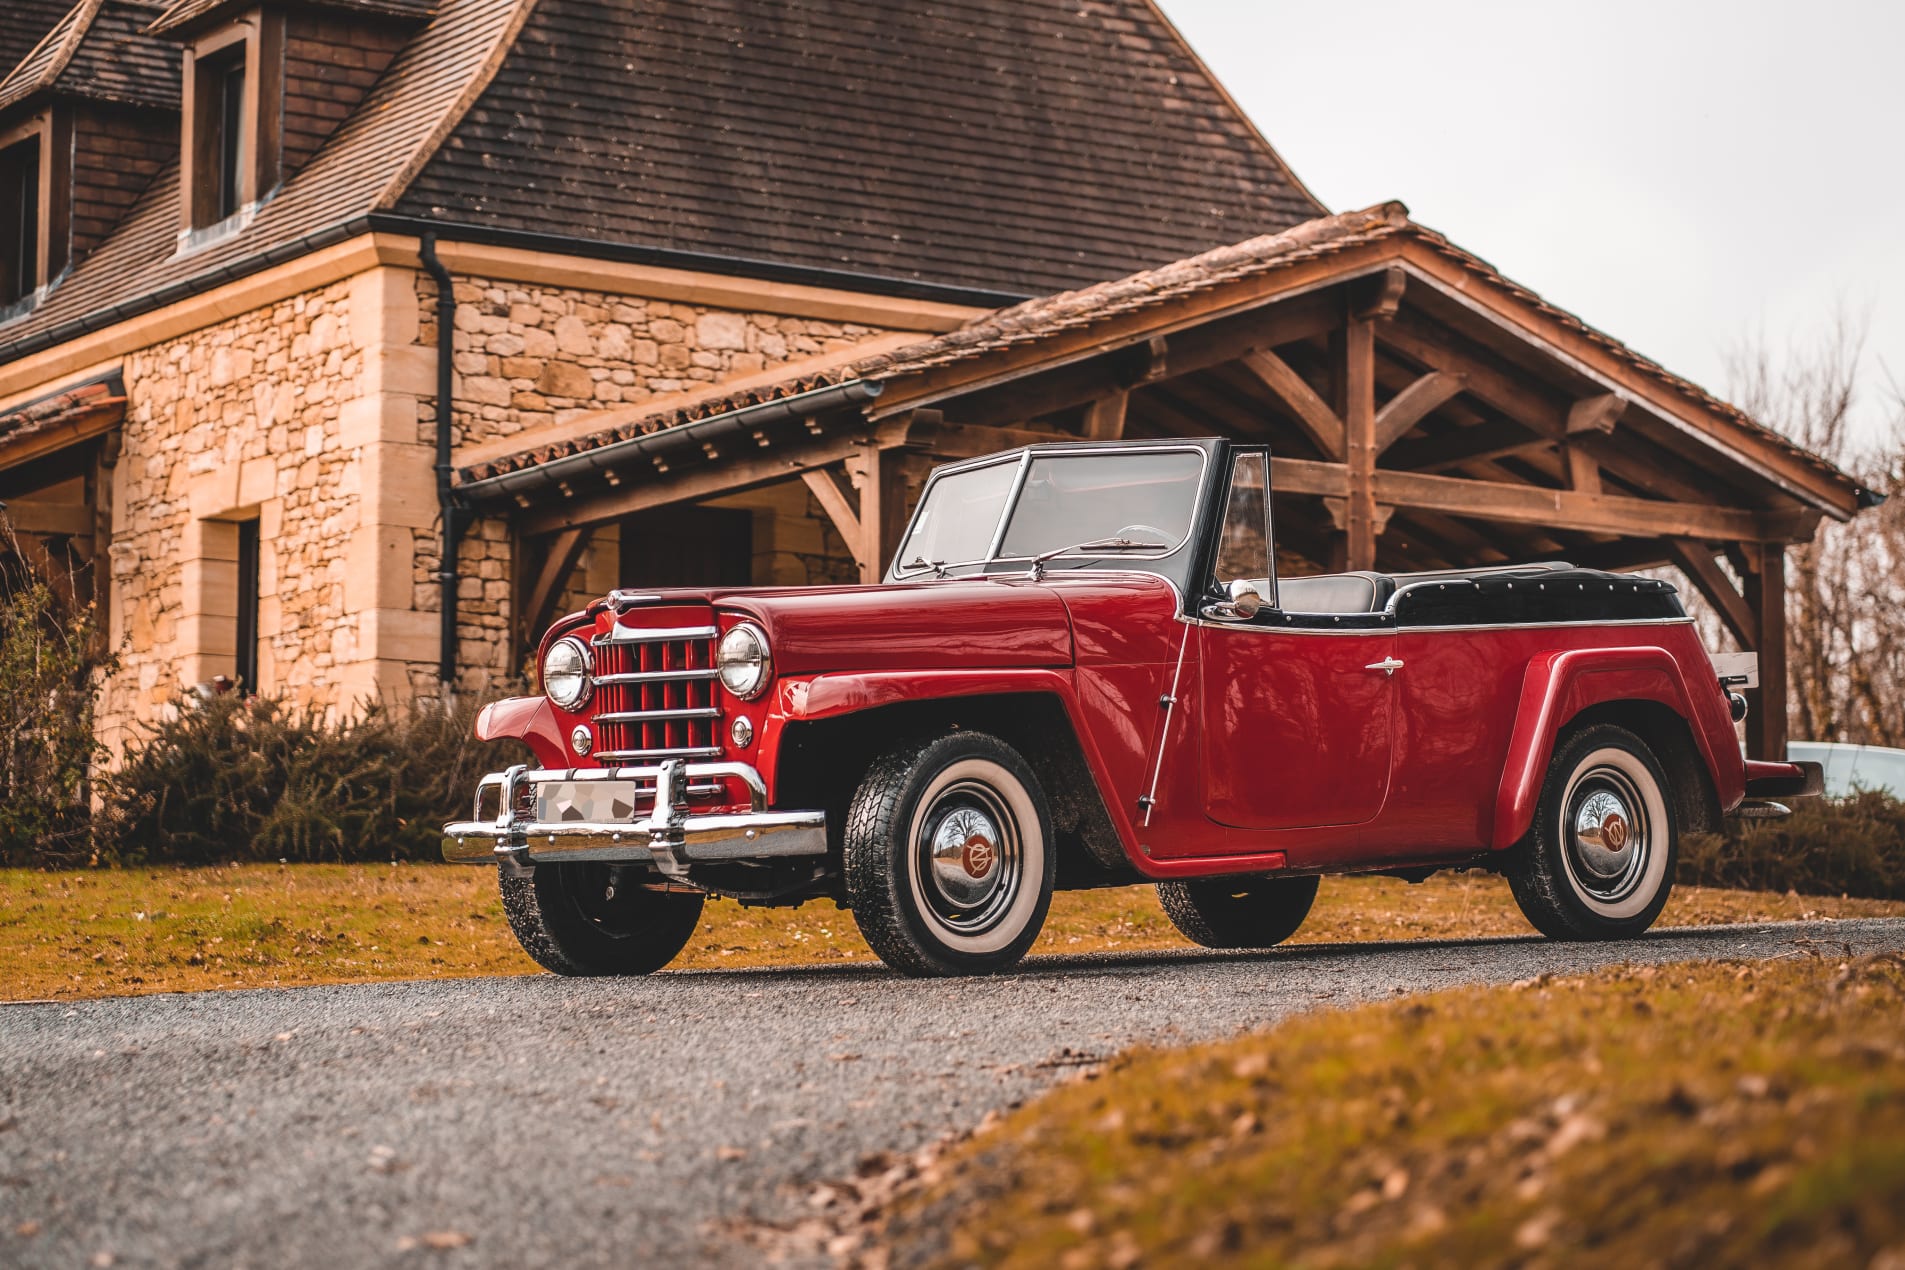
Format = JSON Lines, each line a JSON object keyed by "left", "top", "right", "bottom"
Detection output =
{"left": 880, "top": 954, "right": 1905, "bottom": 1269}
{"left": 1, "top": 866, "right": 1899, "bottom": 1003}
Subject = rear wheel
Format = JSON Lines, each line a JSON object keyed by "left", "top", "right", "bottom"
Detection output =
{"left": 500, "top": 862, "right": 704, "bottom": 975}
{"left": 1157, "top": 874, "right": 1320, "bottom": 949}
{"left": 843, "top": 731, "right": 1055, "bottom": 977}
{"left": 1505, "top": 723, "right": 1676, "bottom": 940}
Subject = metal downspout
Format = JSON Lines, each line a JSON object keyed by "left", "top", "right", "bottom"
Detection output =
{"left": 419, "top": 233, "right": 462, "bottom": 686}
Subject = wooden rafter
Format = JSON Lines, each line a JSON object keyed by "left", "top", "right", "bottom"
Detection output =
{"left": 1665, "top": 538, "right": 1756, "bottom": 650}
{"left": 1238, "top": 349, "right": 1344, "bottom": 461}
{"left": 1373, "top": 370, "right": 1466, "bottom": 453}
{"left": 1082, "top": 392, "right": 1129, "bottom": 440}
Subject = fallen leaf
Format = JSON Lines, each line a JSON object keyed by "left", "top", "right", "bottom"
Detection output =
{"left": 716, "top": 1146, "right": 748, "bottom": 1162}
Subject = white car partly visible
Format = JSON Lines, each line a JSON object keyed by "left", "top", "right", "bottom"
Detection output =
{"left": 1785, "top": 742, "right": 1905, "bottom": 799}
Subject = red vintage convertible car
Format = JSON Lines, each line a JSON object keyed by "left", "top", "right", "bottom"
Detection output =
{"left": 445, "top": 438, "right": 1821, "bottom": 977}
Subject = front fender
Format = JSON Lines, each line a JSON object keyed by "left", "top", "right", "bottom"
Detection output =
{"left": 475, "top": 695, "right": 568, "bottom": 768}
{"left": 1490, "top": 646, "right": 1727, "bottom": 850}
{"left": 779, "top": 668, "right": 1077, "bottom": 721}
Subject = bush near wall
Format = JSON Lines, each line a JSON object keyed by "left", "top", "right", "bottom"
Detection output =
{"left": 1680, "top": 790, "right": 1905, "bottom": 901}
{"left": 92, "top": 694, "right": 530, "bottom": 867}
{"left": 0, "top": 578, "right": 110, "bottom": 867}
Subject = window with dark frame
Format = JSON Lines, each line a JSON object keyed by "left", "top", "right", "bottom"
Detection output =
{"left": 235, "top": 518, "right": 260, "bottom": 694}
{"left": 0, "top": 134, "right": 40, "bottom": 306}
{"left": 211, "top": 51, "right": 246, "bottom": 222}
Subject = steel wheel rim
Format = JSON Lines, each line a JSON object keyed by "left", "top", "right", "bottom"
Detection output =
{"left": 913, "top": 779, "right": 1023, "bottom": 937}
{"left": 559, "top": 863, "right": 647, "bottom": 940}
{"left": 1562, "top": 764, "right": 1651, "bottom": 905}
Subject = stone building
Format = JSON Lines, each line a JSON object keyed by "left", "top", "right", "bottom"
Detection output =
{"left": 0, "top": 0, "right": 1323, "bottom": 746}
{"left": 0, "top": 0, "right": 1875, "bottom": 757}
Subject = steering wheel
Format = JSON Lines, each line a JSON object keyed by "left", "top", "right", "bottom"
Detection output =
{"left": 1113, "top": 524, "right": 1170, "bottom": 546}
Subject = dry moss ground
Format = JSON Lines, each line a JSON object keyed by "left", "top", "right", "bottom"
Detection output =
{"left": 1, "top": 864, "right": 1900, "bottom": 1002}
{"left": 877, "top": 954, "right": 1905, "bottom": 1269}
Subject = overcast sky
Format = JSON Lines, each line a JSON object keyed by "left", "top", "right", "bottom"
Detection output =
{"left": 1162, "top": 0, "right": 1903, "bottom": 445}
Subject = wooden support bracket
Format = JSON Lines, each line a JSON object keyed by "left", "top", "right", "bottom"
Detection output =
{"left": 1239, "top": 349, "right": 1345, "bottom": 461}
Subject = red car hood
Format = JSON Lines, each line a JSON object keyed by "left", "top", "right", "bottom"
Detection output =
{"left": 608, "top": 578, "right": 1076, "bottom": 675}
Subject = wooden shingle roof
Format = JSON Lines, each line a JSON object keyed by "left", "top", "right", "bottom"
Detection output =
{"left": 145, "top": 0, "right": 435, "bottom": 36}
{"left": 395, "top": 0, "right": 1326, "bottom": 297}
{"left": 0, "top": 0, "right": 177, "bottom": 114}
{"left": 0, "top": 0, "right": 80, "bottom": 82}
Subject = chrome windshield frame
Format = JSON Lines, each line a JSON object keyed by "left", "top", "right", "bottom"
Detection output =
{"left": 890, "top": 442, "right": 1212, "bottom": 581}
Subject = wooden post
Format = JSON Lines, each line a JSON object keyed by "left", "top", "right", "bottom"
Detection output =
{"left": 1340, "top": 318, "right": 1379, "bottom": 571}
{"left": 1743, "top": 541, "right": 1788, "bottom": 759}
{"left": 847, "top": 446, "right": 913, "bottom": 584}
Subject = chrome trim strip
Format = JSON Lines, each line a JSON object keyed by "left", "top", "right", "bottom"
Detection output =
{"left": 596, "top": 707, "right": 722, "bottom": 723}
{"left": 594, "top": 624, "right": 719, "bottom": 644}
{"left": 595, "top": 668, "right": 721, "bottom": 685}
{"left": 1186, "top": 615, "right": 1694, "bottom": 636}
{"left": 1401, "top": 617, "right": 1695, "bottom": 634}
{"left": 1141, "top": 621, "right": 1193, "bottom": 829}
{"left": 982, "top": 451, "right": 1033, "bottom": 561}
{"left": 594, "top": 745, "right": 725, "bottom": 761}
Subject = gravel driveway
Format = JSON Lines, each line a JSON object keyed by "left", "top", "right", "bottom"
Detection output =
{"left": 5, "top": 918, "right": 1903, "bottom": 1268}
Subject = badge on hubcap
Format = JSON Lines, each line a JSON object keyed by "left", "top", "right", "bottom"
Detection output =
{"left": 1601, "top": 813, "right": 1629, "bottom": 852}
{"left": 960, "top": 832, "right": 996, "bottom": 879}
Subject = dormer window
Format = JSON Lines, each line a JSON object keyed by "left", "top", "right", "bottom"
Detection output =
{"left": 0, "top": 133, "right": 40, "bottom": 307}
{"left": 180, "top": 15, "right": 283, "bottom": 238}
{"left": 209, "top": 49, "right": 246, "bottom": 221}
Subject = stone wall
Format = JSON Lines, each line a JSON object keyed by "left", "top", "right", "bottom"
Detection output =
{"left": 102, "top": 275, "right": 373, "bottom": 743}
{"left": 87, "top": 263, "right": 911, "bottom": 749}
{"left": 415, "top": 273, "right": 904, "bottom": 684}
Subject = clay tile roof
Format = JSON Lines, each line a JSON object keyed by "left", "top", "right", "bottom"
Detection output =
{"left": 0, "top": 0, "right": 177, "bottom": 114}
{"left": 458, "top": 201, "right": 1869, "bottom": 510}
{"left": 146, "top": 0, "right": 435, "bottom": 36}
{"left": 397, "top": 0, "right": 1326, "bottom": 298}
{"left": 0, "top": 377, "right": 126, "bottom": 448}
{"left": 0, "top": 0, "right": 79, "bottom": 81}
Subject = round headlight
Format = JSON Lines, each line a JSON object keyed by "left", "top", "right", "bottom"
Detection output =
{"left": 717, "top": 623, "right": 771, "bottom": 700}
{"left": 542, "top": 636, "right": 593, "bottom": 711}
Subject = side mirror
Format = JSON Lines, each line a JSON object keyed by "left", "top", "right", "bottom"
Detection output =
{"left": 1201, "top": 579, "right": 1265, "bottom": 622}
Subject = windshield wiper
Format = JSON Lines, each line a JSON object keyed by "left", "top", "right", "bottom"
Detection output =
{"left": 1026, "top": 536, "right": 1157, "bottom": 580}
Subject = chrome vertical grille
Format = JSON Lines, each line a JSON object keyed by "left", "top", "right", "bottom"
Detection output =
{"left": 590, "top": 624, "right": 722, "bottom": 761}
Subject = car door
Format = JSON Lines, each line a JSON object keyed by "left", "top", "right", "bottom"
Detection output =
{"left": 1193, "top": 448, "right": 1396, "bottom": 831}
{"left": 1199, "top": 621, "right": 1397, "bottom": 829}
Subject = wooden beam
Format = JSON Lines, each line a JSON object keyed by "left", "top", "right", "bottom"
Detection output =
{"left": 1665, "top": 539, "right": 1756, "bottom": 651}
{"left": 1380, "top": 315, "right": 1570, "bottom": 436}
{"left": 1370, "top": 467, "right": 1777, "bottom": 541}
{"left": 518, "top": 526, "right": 589, "bottom": 654}
{"left": 1744, "top": 542, "right": 1788, "bottom": 759}
{"left": 1563, "top": 442, "right": 1602, "bottom": 495}
{"left": 1238, "top": 349, "right": 1344, "bottom": 461}
{"left": 1082, "top": 391, "right": 1128, "bottom": 441}
{"left": 1341, "top": 318, "right": 1379, "bottom": 570}
{"left": 1382, "top": 417, "right": 1547, "bottom": 473}
{"left": 0, "top": 500, "right": 92, "bottom": 536}
{"left": 1353, "top": 266, "right": 1407, "bottom": 320}
{"left": 1373, "top": 370, "right": 1466, "bottom": 453}
{"left": 517, "top": 416, "right": 928, "bottom": 536}
{"left": 1269, "top": 456, "right": 1349, "bottom": 498}
{"left": 800, "top": 468, "right": 863, "bottom": 567}
{"left": 1567, "top": 393, "right": 1627, "bottom": 435}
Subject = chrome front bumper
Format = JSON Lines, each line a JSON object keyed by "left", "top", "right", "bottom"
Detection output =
{"left": 442, "top": 759, "right": 826, "bottom": 878}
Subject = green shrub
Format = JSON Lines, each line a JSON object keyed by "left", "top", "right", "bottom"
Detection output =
{"left": 0, "top": 576, "right": 111, "bottom": 867}
{"left": 1679, "top": 790, "right": 1905, "bottom": 901}
{"left": 95, "top": 693, "right": 530, "bottom": 866}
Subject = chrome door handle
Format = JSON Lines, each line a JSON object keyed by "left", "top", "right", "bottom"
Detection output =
{"left": 1364, "top": 657, "right": 1404, "bottom": 676}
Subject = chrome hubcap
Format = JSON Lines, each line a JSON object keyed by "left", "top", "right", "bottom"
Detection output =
{"left": 918, "top": 781, "right": 1021, "bottom": 933}
{"left": 1565, "top": 767, "right": 1650, "bottom": 902}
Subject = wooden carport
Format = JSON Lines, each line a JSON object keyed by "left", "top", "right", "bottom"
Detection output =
{"left": 0, "top": 374, "right": 127, "bottom": 629}
{"left": 455, "top": 204, "right": 1876, "bottom": 762}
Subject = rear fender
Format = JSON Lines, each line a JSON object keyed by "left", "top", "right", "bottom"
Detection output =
{"left": 1491, "top": 646, "right": 1725, "bottom": 850}
{"left": 475, "top": 695, "right": 567, "bottom": 768}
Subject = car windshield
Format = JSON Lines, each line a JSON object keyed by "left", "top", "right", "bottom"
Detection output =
{"left": 894, "top": 449, "right": 1205, "bottom": 577}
